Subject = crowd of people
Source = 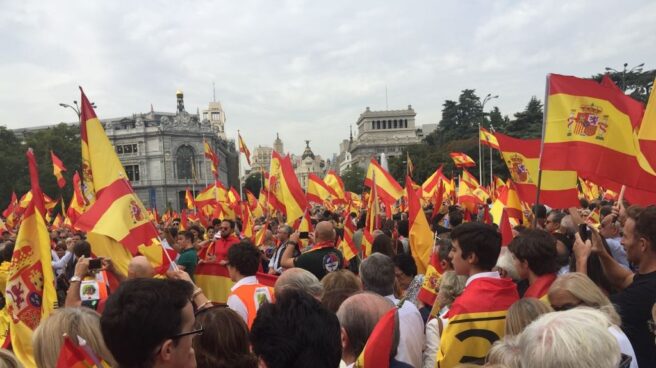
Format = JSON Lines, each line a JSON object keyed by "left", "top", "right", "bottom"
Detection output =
{"left": 0, "top": 196, "right": 655, "bottom": 368}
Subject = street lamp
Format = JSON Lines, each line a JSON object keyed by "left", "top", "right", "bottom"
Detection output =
{"left": 605, "top": 62, "right": 644, "bottom": 91}
{"left": 478, "top": 93, "right": 499, "bottom": 184}
{"left": 59, "top": 100, "right": 97, "bottom": 120}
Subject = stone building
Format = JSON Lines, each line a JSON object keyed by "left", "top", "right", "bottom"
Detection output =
{"left": 292, "top": 141, "right": 326, "bottom": 190}
{"left": 102, "top": 90, "right": 239, "bottom": 211}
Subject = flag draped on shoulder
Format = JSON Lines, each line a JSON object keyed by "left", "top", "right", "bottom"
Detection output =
{"left": 450, "top": 152, "right": 476, "bottom": 168}
{"left": 437, "top": 277, "right": 519, "bottom": 367}
{"left": 51, "top": 151, "right": 67, "bottom": 189}
{"left": 355, "top": 308, "right": 396, "bottom": 368}
{"left": 6, "top": 149, "right": 57, "bottom": 367}
{"left": 495, "top": 132, "right": 579, "bottom": 209}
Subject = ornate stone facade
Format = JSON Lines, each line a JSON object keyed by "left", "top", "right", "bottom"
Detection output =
{"left": 292, "top": 141, "right": 326, "bottom": 190}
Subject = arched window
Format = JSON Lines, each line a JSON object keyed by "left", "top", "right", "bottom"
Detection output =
{"left": 176, "top": 145, "right": 195, "bottom": 179}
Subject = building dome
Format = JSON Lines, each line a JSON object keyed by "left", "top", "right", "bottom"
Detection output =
{"left": 301, "top": 140, "right": 315, "bottom": 160}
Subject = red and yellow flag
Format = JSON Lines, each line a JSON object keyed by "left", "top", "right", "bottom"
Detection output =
{"left": 237, "top": 131, "right": 251, "bottom": 166}
{"left": 361, "top": 228, "right": 374, "bottom": 258}
{"left": 355, "top": 308, "right": 396, "bottom": 368}
{"left": 56, "top": 335, "right": 99, "bottom": 368}
{"left": 406, "top": 152, "right": 415, "bottom": 178}
{"left": 270, "top": 151, "right": 308, "bottom": 224}
{"left": 306, "top": 173, "right": 335, "bottom": 204}
{"left": 51, "top": 151, "right": 67, "bottom": 189}
{"left": 6, "top": 149, "right": 57, "bottom": 366}
{"left": 406, "top": 177, "right": 433, "bottom": 274}
{"left": 495, "top": 132, "right": 579, "bottom": 209}
{"left": 450, "top": 152, "right": 476, "bottom": 168}
{"left": 480, "top": 127, "right": 499, "bottom": 150}
{"left": 67, "top": 172, "right": 86, "bottom": 227}
{"left": 541, "top": 74, "right": 656, "bottom": 205}
{"left": 364, "top": 159, "right": 403, "bottom": 206}
{"left": 78, "top": 88, "right": 165, "bottom": 276}
{"left": 324, "top": 170, "right": 346, "bottom": 204}
{"left": 204, "top": 140, "right": 220, "bottom": 180}
{"left": 2, "top": 192, "right": 18, "bottom": 230}
{"left": 338, "top": 216, "right": 358, "bottom": 261}
{"left": 253, "top": 222, "right": 268, "bottom": 246}
{"left": 185, "top": 187, "right": 195, "bottom": 210}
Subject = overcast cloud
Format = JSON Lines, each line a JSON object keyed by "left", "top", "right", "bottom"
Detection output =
{"left": 1, "top": 0, "right": 654, "bottom": 160}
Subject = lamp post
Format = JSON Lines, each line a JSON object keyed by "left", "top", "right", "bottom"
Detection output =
{"left": 479, "top": 93, "right": 499, "bottom": 184}
{"left": 59, "top": 100, "right": 97, "bottom": 121}
{"left": 605, "top": 62, "right": 644, "bottom": 92}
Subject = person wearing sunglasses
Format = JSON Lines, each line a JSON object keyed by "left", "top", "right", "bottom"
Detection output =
{"left": 548, "top": 272, "right": 638, "bottom": 368}
{"left": 101, "top": 278, "right": 201, "bottom": 368}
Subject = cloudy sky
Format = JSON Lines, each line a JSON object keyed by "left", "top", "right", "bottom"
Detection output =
{"left": 1, "top": 0, "right": 654, "bottom": 160}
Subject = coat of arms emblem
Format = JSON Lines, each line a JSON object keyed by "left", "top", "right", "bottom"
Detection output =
{"left": 567, "top": 104, "right": 609, "bottom": 140}
{"left": 507, "top": 154, "right": 530, "bottom": 184}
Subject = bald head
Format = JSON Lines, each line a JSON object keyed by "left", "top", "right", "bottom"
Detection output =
{"left": 315, "top": 221, "right": 336, "bottom": 242}
{"left": 127, "top": 256, "right": 156, "bottom": 279}
{"left": 275, "top": 267, "right": 324, "bottom": 299}
{"left": 336, "top": 293, "right": 395, "bottom": 360}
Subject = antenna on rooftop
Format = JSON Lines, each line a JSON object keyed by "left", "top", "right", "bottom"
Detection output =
{"left": 212, "top": 81, "right": 216, "bottom": 102}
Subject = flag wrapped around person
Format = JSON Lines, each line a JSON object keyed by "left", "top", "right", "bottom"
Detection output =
{"left": 5, "top": 149, "right": 57, "bottom": 366}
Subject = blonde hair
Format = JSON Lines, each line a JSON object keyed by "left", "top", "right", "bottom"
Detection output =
{"left": 505, "top": 298, "right": 553, "bottom": 336}
{"left": 548, "top": 272, "right": 621, "bottom": 326}
{"left": 486, "top": 336, "right": 521, "bottom": 368}
{"left": 518, "top": 308, "right": 619, "bottom": 368}
{"left": 436, "top": 271, "right": 467, "bottom": 308}
{"left": 32, "top": 308, "right": 116, "bottom": 368}
{"left": 0, "top": 349, "right": 21, "bottom": 368}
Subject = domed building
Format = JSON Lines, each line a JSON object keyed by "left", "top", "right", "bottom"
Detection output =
{"left": 293, "top": 140, "right": 326, "bottom": 190}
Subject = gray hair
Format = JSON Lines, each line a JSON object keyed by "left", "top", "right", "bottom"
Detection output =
{"left": 517, "top": 308, "right": 620, "bottom": 368}
{"left": 495, "top": 247, "right": 520, "bottom": 281}
{"left": 359, "top": 253, "right": 395, "bottom": 296}
{"left": 279, "top": 224, "right": 293, "bottom": 235}
{"left": 274, "top": 268, "right": 324, "bottom": 299}
{"left": 436, "top": 271, "right": 467, "bottom": 308}
{"left": 486, "top": 336, "right": 521, "bottom": 368}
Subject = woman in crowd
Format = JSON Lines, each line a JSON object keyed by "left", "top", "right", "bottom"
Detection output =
{"left": 393, "top": 253, "right": 423, "bottom": 307}
{"left": 548, "top": 272, "right": 638, "bottom": 368}
{"left": 321, "top": 269, "right": 362, "bottom": 313}
{"left": 505, "top": 298, "right": 553, "bottom": 336}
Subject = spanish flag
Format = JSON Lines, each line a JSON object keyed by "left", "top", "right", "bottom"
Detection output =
{"left": 306, "top": 173, "right": 335, "bottom": 204}
{"left": 406, "top": 177, "right": 433, "bottom": 274}
{"left": 270, "top": 151, "right": 308, "bottom": 224}
{"left": 51, "top": 151, "right": 67, "bottom": 189}
{"left": 364, "top": 159, "right": 403, "bottom": 205}
{"left": 237, "top": 131, "right": 251, "bottom": 166}
{"left": 361, "top": 228, "right": 374, "bottom": 258}
{"left": 541, "top": 74, "right": 656, "bottom": 203}
{"left": 417, "top": 251, "right": 443, "bottom": 308}
{"left": 56, "top": 335, "right": 104, "bottom": 368}
{"left": 77, "top": 89, "right": 165, "bottom": 277}
{"left": 2, "top": 192, "right": 18, "bottom": 230}
{"left": 253, "top": 222, "right": 268, "bottom": 246}
{"left": 355, "top": 308, "right": 396, "bottom": 368}
{"left": 437, "top": 277, "right": 519, "bottom": 367}
{"left": 490, "top": 182, "right": 524, "bottom": 226}
{"left": 495, "top": 132, "right": 579, "bottom": 209}
{"left": 67, "top": 172, "right": 86, "bottom": 227}
{"left": 338, "top": 216, "right": 358, "bottom": 261}
{"left": 185, "top": 187, "right": 195, "bottom": 210}
{"left": 324, "top": 170, "right": 346, "bottom": 204}
{"left": 6, "top": 149, "right": 57, "bottom": 367}
{"left": 406, "top": 152, "right": 415, "bottom": 178}
{"left": 203, "top": 140, "right": 220, "bottom": 180}
{"left": 480, "top": 128, "right": 499, "bottom": 150}
{"left": 195, "top": 263, "right": 234, "bottom": 304}
{"left": 449, "top": 152, "right": 476, "bottom": 168}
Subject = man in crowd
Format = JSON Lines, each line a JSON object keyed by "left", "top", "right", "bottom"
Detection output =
{"left": 226, "top": 241, "right": 274, "bottom": 328}
{"left": 359, "top": 253, "right": 424, "bottom": 367}
{"left": 176, "top": 231, "right": 198, "bottom": 279}
{"left": 576, "top": 205, "right": 656, "bottom": 366}
{"left": 199, "top": 219, "right": 240, "bottom": 262}
{"left": 250, "top": 288, "right": 341, "bottom": 368}
{"left": 508, "top": 229, "right": 558, "bottom": 300}
{"left": 438, "top": 222, "right": 519, "bottom": 366}
{"left": 101, "top": 278, "right": 199, "bottom": 368}
{"left": 274, "top": 267, "right": 324, "bottom": 300}
{"left": 599, "top": 213, "right": 631, "bottom": 269}
{"left": 281, "top": 221, "right": 344, "bottom": 280}
{"left": 268, "top": 224, "right": 293, "bottom": 275}
{"left": 337, "top": 292, "right": 412, "bottom": 368}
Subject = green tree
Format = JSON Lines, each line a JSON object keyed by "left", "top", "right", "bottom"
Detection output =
{"left": 592, "top": 65, "right": 655, "bottom": 103}
{"left": 341, "top": 165, "right": 366, "bottom": 194}
{"left": 504, "top": 97, "right": 543, "bottom": 139}
{"left": 488, "top": 106, "right": 509, "bottom": 131}
{"left": 243, "top": 171, "right": 263, "bottom": 198}
{"left": 0, "top": 127, "right": 27, "bottom": 210}
{"left": 424, "top": 89, "right": 484, "bottom": 147}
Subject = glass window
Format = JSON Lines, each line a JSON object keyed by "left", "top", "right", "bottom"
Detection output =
{"left": 125, "top": 165, "right": 140, "bottom": 182}
{"left": 116, "top": 145, "right": 123, "bottom": 154}
{"left": 176, "top": 145, "right": 195, "bottom": 179}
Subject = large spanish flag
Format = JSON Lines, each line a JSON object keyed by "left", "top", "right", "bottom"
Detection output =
{"left": 324, "top": 170, "right": 346, "bottom": 203}
{"left": 355, "top": 308, "right": 396, "bottom": 368}
{"left": 495, "top": 132, "right": 579, "bottom": 209}
{"left": 6, "top": 149, "right": 57, "bottom": 367}
{"left": 270, "top": 151, "right": 308, "bottom": 224}
{"left": 540, "top": 74, "right": 656, "bottom": 204}
{"left": 364, "top": 159, "right": 403, "bottom": 205}
{"left": 437, "top": 277, "right": 519, "bottom": 367}
{"left": 406, "top": 177, "right": 433, "bottom": 274}
{"left": 194, "top": 263, "right": 234, "bottom": 304}
{"left": 78, "top": 89, "right": 165, "bottom": 276}
{"left": 306, "top": 173, "right": 334, "bottom": 204}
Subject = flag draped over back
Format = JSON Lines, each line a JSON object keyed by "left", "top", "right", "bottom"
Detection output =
{"left": 495, "top": 132, "right": 579, "bottom": 209}
{"left": 6, "top": 149, "right": 57, "bottom": 366}
{"left": 51, "top": 151, "right": 67, "bottom": 189}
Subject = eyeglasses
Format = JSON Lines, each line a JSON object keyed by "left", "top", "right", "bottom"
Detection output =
{"left": 169, "top": 325, "right": 204, "bottom": 340}
{"left": 550, "top": 302, "right": 582, "bottom": 312}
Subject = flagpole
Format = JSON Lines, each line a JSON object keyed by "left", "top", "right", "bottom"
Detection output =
{"left": 202, "top": 135, "right": 208, "bottom": 187}
{"left": 478, "top": 125, "right": 483, "bottom": 183}
{"left": 533, "top": 74, "right": 551, "bottom": 227}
